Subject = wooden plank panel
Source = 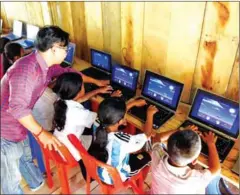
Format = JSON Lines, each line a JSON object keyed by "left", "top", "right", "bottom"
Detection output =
{"left": 0, "top": 3, "right": 10, "bottom": 29}
{"left": 84, "top": 2, "right": 104, "bottom": 51}
{"left": 191, "top": 2, "right": 239, "bottom": 102}
{"left": 164, "top": 2, "right": 206, "bottom": 103}
{"left": 25, "top": 2, "right": 44, "bottom": 26}
{"left": 2, "top": 2, "right": 28, "bottom": 25}
{"left": 121, "top": 2, "right": 144, "bottom": 75}
{"left": 141, "top": 2, "right": 172, "bottom": 82}
{"left": 71, "top": 2, "right": 89, "bottom": 61}
{"left": 49, "top": 2, "right": 74, "bottom": 40}
{"left": 40, "top": 2, "right": 52, "bottom": 26}
{"left": 226, "top": 47, "right": 239, "bottom": 102}
{"left": 102, "top": 2, "right": 121, "bottom": 63}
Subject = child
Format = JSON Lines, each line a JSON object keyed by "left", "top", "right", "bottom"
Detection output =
{"left": 84, "top": 97, "right": 158, "bottom": 184}
{"left": 52, "top": 72, "right": 112, "bottom": 161}
{"left": 0, "top": 39, "right": 23, "bottom": 79}
{"left": 150, "top": 126, "right": 221, "bottom": 194}
{"left": 2, "top": 42, "right": 24, "bottom": 75}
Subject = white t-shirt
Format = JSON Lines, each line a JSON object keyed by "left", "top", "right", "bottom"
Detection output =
{"left": 32, "top": 87, "right": 58, "bottom": 130}
{"left": 54, "top": 100, "right": 97, "bottom": 161}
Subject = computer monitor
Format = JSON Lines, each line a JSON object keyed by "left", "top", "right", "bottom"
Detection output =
{"left": 111, "top": 64, "right": 139, "bottom": 91}
{"left": 189, "top": 89, "right": 239, "bottom": 138}
{"left": 13, "top": 20, "right": 23, "bottom": 37}
{"left": 142, "top": 70, "right": 184, "bottom": 111}
{"left": 26, "top": 24, "right": 39, "bottom": 40}
{"left": 63, "top": 42, "right": 76, "bottom": 65}
{"left": 90, "top": 49, "right": 111, "bottom": 72}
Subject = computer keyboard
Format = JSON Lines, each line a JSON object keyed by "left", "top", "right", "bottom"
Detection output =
{"left": 81, "top": 68, "right": 110, "bottom": 80}
{"left": 100, "top": 92, "right": 132, "bottom": 102}
{"left": 179, "top": 120, "right": 235, "bottom": 162}
{"left": 128, "top": 98, "right": 173, "bottom": 129}
{"left": 84, "top": 83, "right": 99, "bottom": 93}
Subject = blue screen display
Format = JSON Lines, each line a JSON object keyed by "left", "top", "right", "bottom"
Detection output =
{"left": 142, "top": 72, "right": 183, "bottom": 110}
{"left": 91, "top": 50, "right": 111, "bottom": 72}
{"left": 190, "top": 90, "right": 239, "bottom": 138}
{"left": 64, "top": 43, "right": 75, "bottom": 64}
{"left": 112, "top": 64, "right": 139, "bottom": 91}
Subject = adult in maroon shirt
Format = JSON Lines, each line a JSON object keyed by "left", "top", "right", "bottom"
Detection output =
{"left": 0, "top": 25, "right": 109, "bottom": 194}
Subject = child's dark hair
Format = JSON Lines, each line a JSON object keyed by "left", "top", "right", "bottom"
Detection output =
{"left": 3, "top": 42, "right": 22, "bottom": 73}
{"left": 0, "top": 37, "right": 10, "bottom": 53}
{"left": 89, "top": 97, "right": 126, "bottom": 162}
{"left": 52, "top": 72, "right": 83, "bottom": 132}
{"left": 35, "top": 25, "right": 69, "bottom": 52}
{"left": 167, "top": 130, "right": 201, "bottom": 166}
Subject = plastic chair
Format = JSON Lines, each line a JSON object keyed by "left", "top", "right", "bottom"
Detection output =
{"left": 68, "top": 134, "right": 147, "bottom": 194}
{"left": 28, "top": 131, "right": 46, "bottom": 174}
{"left": 33, "top": 135, "right": 79, "bottom": 194}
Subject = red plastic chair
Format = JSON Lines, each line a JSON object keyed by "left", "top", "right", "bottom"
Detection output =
{"left": 33, "top": 135, "right": 79, "bottom": 194}
{"left": 68, "top": 134, "right": 148, "bottom": 194}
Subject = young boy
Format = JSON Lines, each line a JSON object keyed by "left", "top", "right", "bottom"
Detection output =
{"left": 150, "top": 126, "right": 221, "bottom": 194}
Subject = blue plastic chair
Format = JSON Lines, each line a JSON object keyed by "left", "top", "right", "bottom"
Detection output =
{"left": 28, "top": 131, "right": 46, "bottom": 174}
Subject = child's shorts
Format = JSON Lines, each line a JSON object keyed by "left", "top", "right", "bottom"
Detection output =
{"left": 128, "top": 151, "right": 151, "bottom": 176}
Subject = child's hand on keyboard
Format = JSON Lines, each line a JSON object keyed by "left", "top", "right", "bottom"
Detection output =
{"left": 134, "top": 99, "right": 147, "bottom": 107}
{"left": 185, "top": 125, "right": 201, "bottom": 134}
{"left": 111, "top": 90, "right": 122, "bottom": 97}
{"left": 201, "top": 131, "right": 217, "bottom": 145}
{"left": 98, "top": 85, "right": 113, "bottom": 94}
{"left": 147, "top": 105, "right": 158, "bottom": 116}
{"left": 97, "top": 80, "right": 110, "bottom": 87}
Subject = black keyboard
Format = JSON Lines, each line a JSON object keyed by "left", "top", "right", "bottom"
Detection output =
{"left": 84, "top": 83, "right": 99, "bottom": 93}
{"left": 81, "top": 67, "right": 110, "bottom": 80}
{"left": 180, "top": 120, "right": 235, "bottom": 162}
{"left": 128, "top": 98, "right": 173, "bottom": 129}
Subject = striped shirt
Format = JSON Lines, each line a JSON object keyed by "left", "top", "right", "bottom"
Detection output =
{"left": 1, "top": 51, "right": 79, "bottom": 142}
{"left": 98, "top": 132, "right": 148, "bottom": 184}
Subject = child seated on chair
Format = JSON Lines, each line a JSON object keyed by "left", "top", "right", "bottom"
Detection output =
{"left": 150, "top": 126, "right": 221, "bottom": 194}
{"left": 81, "top": 97, "right": 157, "bottom": 185}
{"left": 0, "top": 40, "right": 24, "bottom": 79}
{"left": 52, "top": 72, "right": 113, "bottom": 161}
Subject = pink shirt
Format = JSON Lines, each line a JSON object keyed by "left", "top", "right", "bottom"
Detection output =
{"left": 1, "top": 51, "right": 79, "bottom": 142}
{"left": 150, "top": 143, "right": 213, "bottom": 194}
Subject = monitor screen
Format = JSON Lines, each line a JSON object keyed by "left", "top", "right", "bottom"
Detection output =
{"left": 111, "top": 64, "right": 139, "bottom": 91}
{"left": 13, "top": 20, "right": 22, "bottom": 37}
{"left": 64, "top": 42, "right": 76, "bottom": 64}
{"left": 189, "top": 89, "right": 239, "bottom": 138}
{"left": 26, "top": 24, "right": 39, "bottom": 40}
{"left": 142, "top": 71, "right": 184, "bottom": 111}
{"left": 90, "top": 49, "right": 111, "bottom": 72}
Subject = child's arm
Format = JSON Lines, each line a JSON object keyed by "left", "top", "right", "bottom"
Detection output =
{"left": 201, "top": 132, "right": 221, "bottom": 175}
{"left": 126, "top": 99, "right": 147, "bottom": 111}
{"left": 143, "top": 105, "right": 158, "bottom": 137}
{"left": 81, "top": 73, "right": 109, "bottom": 87}
{"left": 77, "top": 86, "right": 112, "bottom": 103}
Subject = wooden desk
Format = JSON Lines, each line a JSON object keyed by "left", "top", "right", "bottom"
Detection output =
{"left": 72, "top": 58, "right": 239, "bottom": 187}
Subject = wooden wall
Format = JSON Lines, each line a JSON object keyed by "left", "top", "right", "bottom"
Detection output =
{"left": 1, "top": 2, "right": 239, "bottom": 104}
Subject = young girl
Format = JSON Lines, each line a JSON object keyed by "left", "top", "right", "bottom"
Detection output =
{"left": 52, "top": 72, "right": 113, "bottom": 161}
{"left": 86, "top": 97, "right": 158, "bottom": 184}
